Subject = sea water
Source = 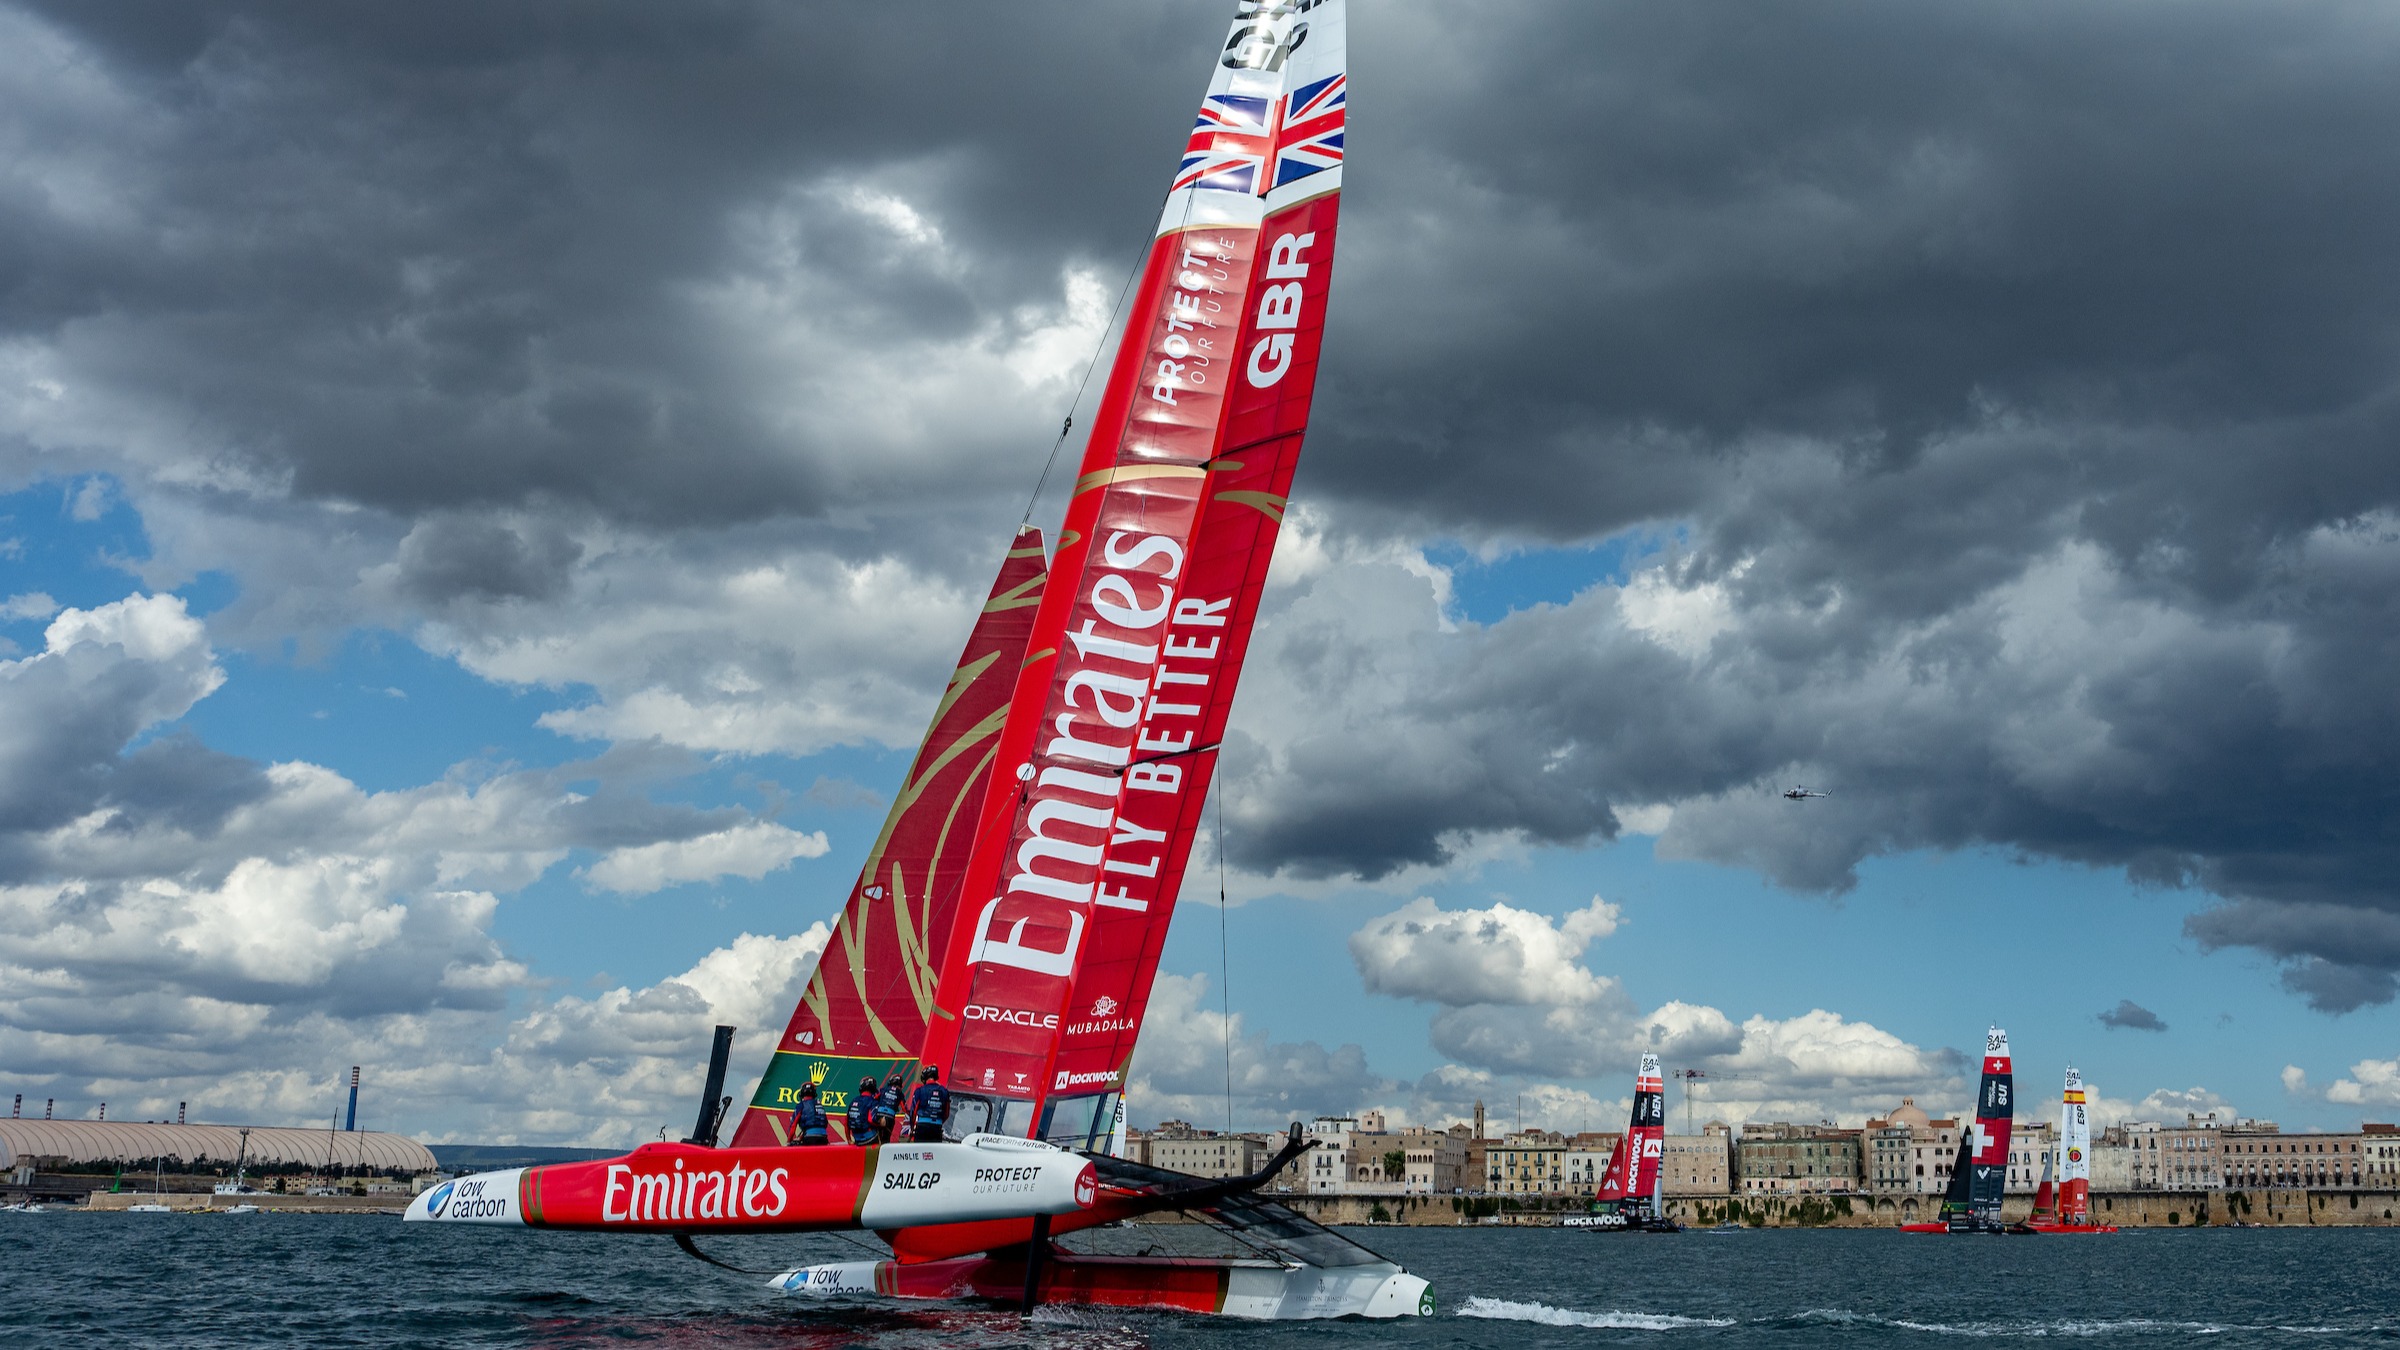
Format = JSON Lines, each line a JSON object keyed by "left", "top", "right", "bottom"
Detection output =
{"left": 5, "top": 1216, "right": 2396, "bottom": 1347}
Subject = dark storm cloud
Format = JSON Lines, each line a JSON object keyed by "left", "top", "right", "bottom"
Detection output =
{"left": 9, "top": 1, "right": 2400, "bottom": 1009}
{"left": 2097, "top": 1000, "right": 2168, "bottom": 1033}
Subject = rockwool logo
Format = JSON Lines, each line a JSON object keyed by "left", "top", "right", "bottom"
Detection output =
{"left": 1053, "top": 1069, "right": 1120, "bottom": 1090}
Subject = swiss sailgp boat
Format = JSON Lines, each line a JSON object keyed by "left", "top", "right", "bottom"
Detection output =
{"left": 2019, "top": 1066, "right": 2115, "bottom": 1234}
{"left": 1567, "top": 1054, "right": 1679, "bottom": 1232}
{"left": 1904, "top": 1027, "right": 2013, "bottom": 1234}
{"left": 413, "top": 0, "right": 1427, "bottom": 1320}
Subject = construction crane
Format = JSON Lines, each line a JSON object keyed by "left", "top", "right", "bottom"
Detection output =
{"left": 1671, "top": 1069, "right": 1762, "bottom": 1134}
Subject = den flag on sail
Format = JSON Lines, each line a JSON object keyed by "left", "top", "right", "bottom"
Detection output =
{"left": 913, "top": 0, "right": 1349, "bottom": 1148}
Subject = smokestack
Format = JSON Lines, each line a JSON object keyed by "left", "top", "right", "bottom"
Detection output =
{"left": 97, "top": 1101, "right": 105, "bottom": 1121}
{"left": 45, "top": 1098, "right": 53, "bottom": 1119}
{"left": 178, "top": 1101, "right": 187, "bottom": 1126}
{"left": 345, "top": 1065, "right": 360, "bottom": 1131}
{"left": 10, "top": 1094, "right": 18, "bottom": 1118}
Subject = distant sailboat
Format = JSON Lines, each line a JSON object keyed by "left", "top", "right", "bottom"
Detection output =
{"left": 1905, "top": 1027, "right": 2012, "bottom": 1233}
{"left": 2017, "top": 1066, "right": 2116, "bottom": 1234}
{"left": 1566, "top": 1054, "right": 1680, "bottom": 1232}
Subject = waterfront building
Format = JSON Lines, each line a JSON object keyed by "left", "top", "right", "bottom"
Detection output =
{"left": 1563, "top": 1132, "right": 1618, "bottom": 1197}
{"left": 1663, "top": 1124, "right": 1733, "bottom": 1196}
{"left": 2006, "top": 1122, "right": 2057, "bottom": 1194}
{"left": 2223, "top": 1121, "right": 2367, "bottom": 1190}
{"left": 1735, "top": 1122, "right": 1862, "bottom": 1194}
{"left": 1149, "top": 1131, "right": 1271, "bottom": 1179}
{"left": 1488, "top": 1130, "right": 1568, "bottom": 1196}
{"left": 1864, "top": 1099, "right": 1961, "bottom": 1196}
{"left": 2096, "top": 1114, "right": 2224, "bottom": 1191}
{"left": 1393, "top": 1125, "right": 1469, "bottom": 1194}
{"left": 2363, "top": 1124, "right": 2400, "bottom": 1186}
{"left": 0, "top": 1119, "right": 436, "bottom": 1176}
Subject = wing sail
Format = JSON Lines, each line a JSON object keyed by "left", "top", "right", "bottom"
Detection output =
{"left": 730, "top": 530, "right": 1048, "bottom": 1146}
{"left": 916, "top": 0, "right": 1350, "bottom": 1142}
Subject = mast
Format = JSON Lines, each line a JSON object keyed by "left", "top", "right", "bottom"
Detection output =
{"left": 729, "top": 533, "right": 1048, "bottom": 1147}
{"left": 2058, "top": 1064, "right": 2092, "bottom": 1225}
{"left": 916, "top": 0, "right": 1350, "bottom": 1143}
{"left": 1961, "top": 1026, "right": 2014, "bottom": 1230}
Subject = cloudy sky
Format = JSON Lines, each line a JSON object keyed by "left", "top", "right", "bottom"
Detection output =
{"left": 6, "top": 0, "right": 2400, "bottom": 1147}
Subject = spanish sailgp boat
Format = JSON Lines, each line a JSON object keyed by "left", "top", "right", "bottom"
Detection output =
{"left": 1904, "top": 1027, "right": 2012, "bottom": 1234}
{"left": 1567, "top": 1054, "right": 1679, "bottom": 1232}
{"left": 2019, "top": 1066, "right": 2115, "bottom": 1234}
{"left": 414, "top": 0, "right": 1428, "bottom": 1319}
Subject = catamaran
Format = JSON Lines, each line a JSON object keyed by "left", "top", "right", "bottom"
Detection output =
{"left": 1904, "top": 1027, "right": 2013, "bottom": 1233}
{"left": 1566, "top": 1053, "right": 1679, "bottom": 1232}
{"left": 2018, "top": 1066, "right": 2115, "bottom": 1234}
{"left": 413, "top": 0, "right": 1429, "bottom": 1319}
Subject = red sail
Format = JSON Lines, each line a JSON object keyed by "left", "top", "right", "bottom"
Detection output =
{"left": 1595, "top": 1133, "right": 1631, "bottom": 1203}
{"left": 729, "top": 531, "right": 1047, "bottom": 1147}
{"left": 915, "top": 2, "right": 1350, "bottom": 1142}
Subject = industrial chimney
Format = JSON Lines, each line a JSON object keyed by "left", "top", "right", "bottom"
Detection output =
{"left": 345, "top": 1065, "right": 361, "bottom": 1131}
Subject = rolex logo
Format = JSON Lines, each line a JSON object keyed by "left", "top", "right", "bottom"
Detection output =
{"left": 809, "top": 1061, "right": 830, "bottom": 1084}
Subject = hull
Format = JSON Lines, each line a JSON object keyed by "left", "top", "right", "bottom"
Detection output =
{"left": 775, "top": 1251, "right": 1432, "bottom": 1320}
{"left": 2015, "top": 1222, "right": 2120, "bottom": 1234}
{"left": 1902, "top": 1221, "right": 2007, "bottom": 1234}
{"left": 403, "top": 1136, "right": 1094, "bottom": 1233}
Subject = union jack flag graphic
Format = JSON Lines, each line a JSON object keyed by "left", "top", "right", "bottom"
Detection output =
{"left": 1174, "top": 73, "right": 1345, "bottom": 197}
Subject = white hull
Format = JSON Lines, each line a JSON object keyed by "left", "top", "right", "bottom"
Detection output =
{"left": 773, "top": 1253, "right": 1433, "bottom": 1320}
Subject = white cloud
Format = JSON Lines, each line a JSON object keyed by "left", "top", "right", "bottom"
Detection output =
{"left": 1350, "top": 894, "right": 1622, "bottom": 1007}
{"left": 0, "top": 592, "right": 57, "bottom": 621}
{"left": 580, "top": 820, "right": 830, "bottom": 895}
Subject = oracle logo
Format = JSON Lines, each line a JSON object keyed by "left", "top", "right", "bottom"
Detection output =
{"left": 963, "top": 1005, "right": 1058, "bottom": 1030}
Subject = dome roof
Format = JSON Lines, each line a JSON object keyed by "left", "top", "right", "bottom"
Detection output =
{"left": 0, "top": 1120, "right": 437, "bottom": 1173}
{"left": 1883, "top": 1098, "right": 1932, "bottom": 1129}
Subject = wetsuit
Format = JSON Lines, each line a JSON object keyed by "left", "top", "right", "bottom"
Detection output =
{"left": 909, "top": 1080, "right": 951, "bottom": 1144}
{"left": 848, "top": 1085, "right": 880, "bottom": 1145}
{"left": 793, "top": 1094, "right": 828, "bottom": 1145}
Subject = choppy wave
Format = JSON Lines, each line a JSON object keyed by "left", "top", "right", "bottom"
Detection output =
{"left": 1458, "top": 1296, "right": 1736, "bottom": 1329}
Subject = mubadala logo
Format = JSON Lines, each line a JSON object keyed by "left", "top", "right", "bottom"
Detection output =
{"left": 1090, "top": 996, "right": 1118, "bottom": 1016}
{"left": 423, "top": 1181, "right": 455, "bottom": 1218}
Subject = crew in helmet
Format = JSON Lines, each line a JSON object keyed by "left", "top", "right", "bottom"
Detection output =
{"left": 873, "top": 1071, "right": 906, "bottom": 1142}
{"left": 848, "top": 1076, "right": 881, "bottom": 1145}
{"left": 792, "top": 1080, "right": 829, "bottom": 1146}
{"left": 909, "top": 1064, "right": 952, "bottom": 1143}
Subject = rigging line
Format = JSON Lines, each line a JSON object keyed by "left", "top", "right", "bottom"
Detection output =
{"left": 1017, "top": 191, "right": 1180, "bottom": 531}
{"left": 1215, "top": 761, "right": 1234, "bottom": 1138}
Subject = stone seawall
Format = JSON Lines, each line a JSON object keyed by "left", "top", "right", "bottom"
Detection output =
{"left": 84, "top": 1191, "right": 404, "bottom": 1214}
{"left": 1256, "top": 1189, "right": 2400, "bottom": 1229}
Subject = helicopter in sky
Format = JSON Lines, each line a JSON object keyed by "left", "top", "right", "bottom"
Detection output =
{"left": 1782, "top": 785, "right": 1829, "bottom": 800}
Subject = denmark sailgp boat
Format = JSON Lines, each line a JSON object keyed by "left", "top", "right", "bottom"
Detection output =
{"left": 414, "top": 0, "right": 1426, "bottom": 1320}
{"left": 2019, "top": 1066, "right": 2115, "bottom": 1234}
{"left": 1904, "top": 1027, "right": 2013, "bottom": 1234}
{"left": 1567, "top": 1054, "right": 1679, "bottom": 1232}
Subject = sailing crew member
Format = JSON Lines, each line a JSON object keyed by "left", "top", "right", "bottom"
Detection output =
{"left": 792, "top": 1081, "right": 829, "bottom": 1146}
{"left": 873, "top": 1071, "right": 906, "bottom": 1142}
{"left": 848, "top": 1076, "right": 882, "bottom": 1145}
{"left": 909, "top": 1065, "right": 951, "bottom": 1143}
